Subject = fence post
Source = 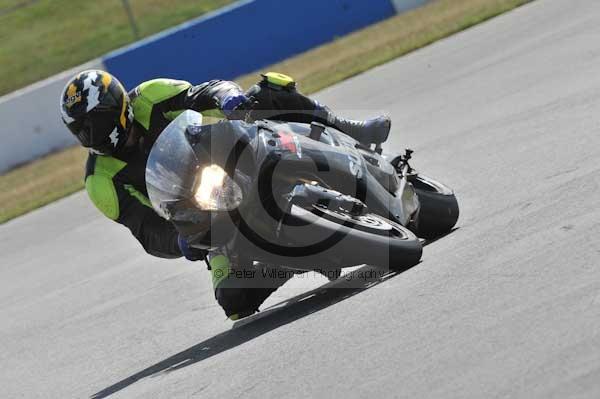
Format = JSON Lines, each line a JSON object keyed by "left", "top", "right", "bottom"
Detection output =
{"left": 121, "top": 0, "right": 140, "bottom": 39}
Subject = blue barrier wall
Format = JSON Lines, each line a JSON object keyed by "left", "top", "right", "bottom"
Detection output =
{"left": 104, "top": 0, "right": 397, "bottom": 89}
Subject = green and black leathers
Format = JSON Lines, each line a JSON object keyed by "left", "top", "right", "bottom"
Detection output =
{"left": 82, "top": 74, "right": 379, "bottom": 319}
{"left": 85, "top": 78, "right": 244, "bottom": 258}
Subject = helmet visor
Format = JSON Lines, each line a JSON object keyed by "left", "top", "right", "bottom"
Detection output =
{"left": 67, "top": 110, "right": 121, "bottom": 153}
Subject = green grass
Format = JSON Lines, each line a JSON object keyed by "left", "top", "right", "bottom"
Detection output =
{"left": 0, "top": 0, "right": 234, "bottom": 96}
{"left": 0, "top": 0, "right": 533, "bottom": 224}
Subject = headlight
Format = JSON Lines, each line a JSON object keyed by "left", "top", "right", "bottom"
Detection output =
{"left": 194, "top": 164, "right": 243, "bottom": 211}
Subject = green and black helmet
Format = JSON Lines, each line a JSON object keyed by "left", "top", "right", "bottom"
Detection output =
{"left": 60, "top": 70, "right": 133, "bottom": 155}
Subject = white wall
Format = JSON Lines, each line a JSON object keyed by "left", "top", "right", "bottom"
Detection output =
{"left": 0, "top": 59, "right": 105, "bottom": 172}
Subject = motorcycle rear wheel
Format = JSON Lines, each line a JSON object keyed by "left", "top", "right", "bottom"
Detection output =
{"left": 410, "top": 174, "right": 459, "bottom": 238}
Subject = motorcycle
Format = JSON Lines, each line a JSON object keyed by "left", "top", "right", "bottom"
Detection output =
{"left": 145, "top": 110, "right": 459, "bottom": 273}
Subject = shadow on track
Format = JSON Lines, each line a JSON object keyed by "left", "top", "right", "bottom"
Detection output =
{"left": 91, "top": 231, "right": 456, "bottom": 398}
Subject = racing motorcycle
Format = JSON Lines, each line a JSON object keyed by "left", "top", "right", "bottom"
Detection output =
{"left": 146, "top": 110, "right": 459, "bottom": 273}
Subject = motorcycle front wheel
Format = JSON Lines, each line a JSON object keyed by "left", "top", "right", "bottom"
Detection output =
{"left": 275, "top": 204, "right": 423, "bottom": 271}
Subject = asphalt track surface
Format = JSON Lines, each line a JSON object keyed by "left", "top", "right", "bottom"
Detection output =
{"left": 2, "top": 0, "right": 600, "bottom": 397}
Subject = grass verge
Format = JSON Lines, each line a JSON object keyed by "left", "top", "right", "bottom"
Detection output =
{"left": 0, "top": 0, "right": 532, "bottom": 224}
{"left": 0, "top": 0, "right": 235, "bottom": 96}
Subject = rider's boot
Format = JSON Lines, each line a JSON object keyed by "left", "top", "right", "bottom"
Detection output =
{"left": 210, "top": 256, "right": 292, "bottom": 320}
{"left": 245, "top": 73, "right": 391, "bottom": 145}
{"left": 319, "top": 105, "right": 391, "bottom": 145}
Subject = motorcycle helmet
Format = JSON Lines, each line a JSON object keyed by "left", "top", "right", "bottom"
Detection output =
{"left": 60, "top": 70, "right": 133, "bottom": 155}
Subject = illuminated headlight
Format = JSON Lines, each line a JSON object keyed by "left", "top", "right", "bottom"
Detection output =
{"left": 194, "top": 164, "right": 243, "bottom": 211}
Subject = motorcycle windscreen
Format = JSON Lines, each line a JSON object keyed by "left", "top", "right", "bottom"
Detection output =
{"left": 145, "top": 110, "right": 204, "bottom": 221}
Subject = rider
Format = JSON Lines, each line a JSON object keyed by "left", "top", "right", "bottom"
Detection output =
{"left": 59, "top": 69, "right": 390, "bottom": 319}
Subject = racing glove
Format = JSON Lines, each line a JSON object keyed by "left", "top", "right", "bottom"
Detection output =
{"left": 221, "top": 94, "right": 254, "bottom": 120}
{"left": 177, "top": 235, "right": 207, "bottom": 261}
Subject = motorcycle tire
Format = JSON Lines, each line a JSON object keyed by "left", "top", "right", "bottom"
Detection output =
{"left": 277, "top": 205, "right": 423, "bottom": 271}
{"left": 410, "top": 174, "right": 459, "bottom": 239}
